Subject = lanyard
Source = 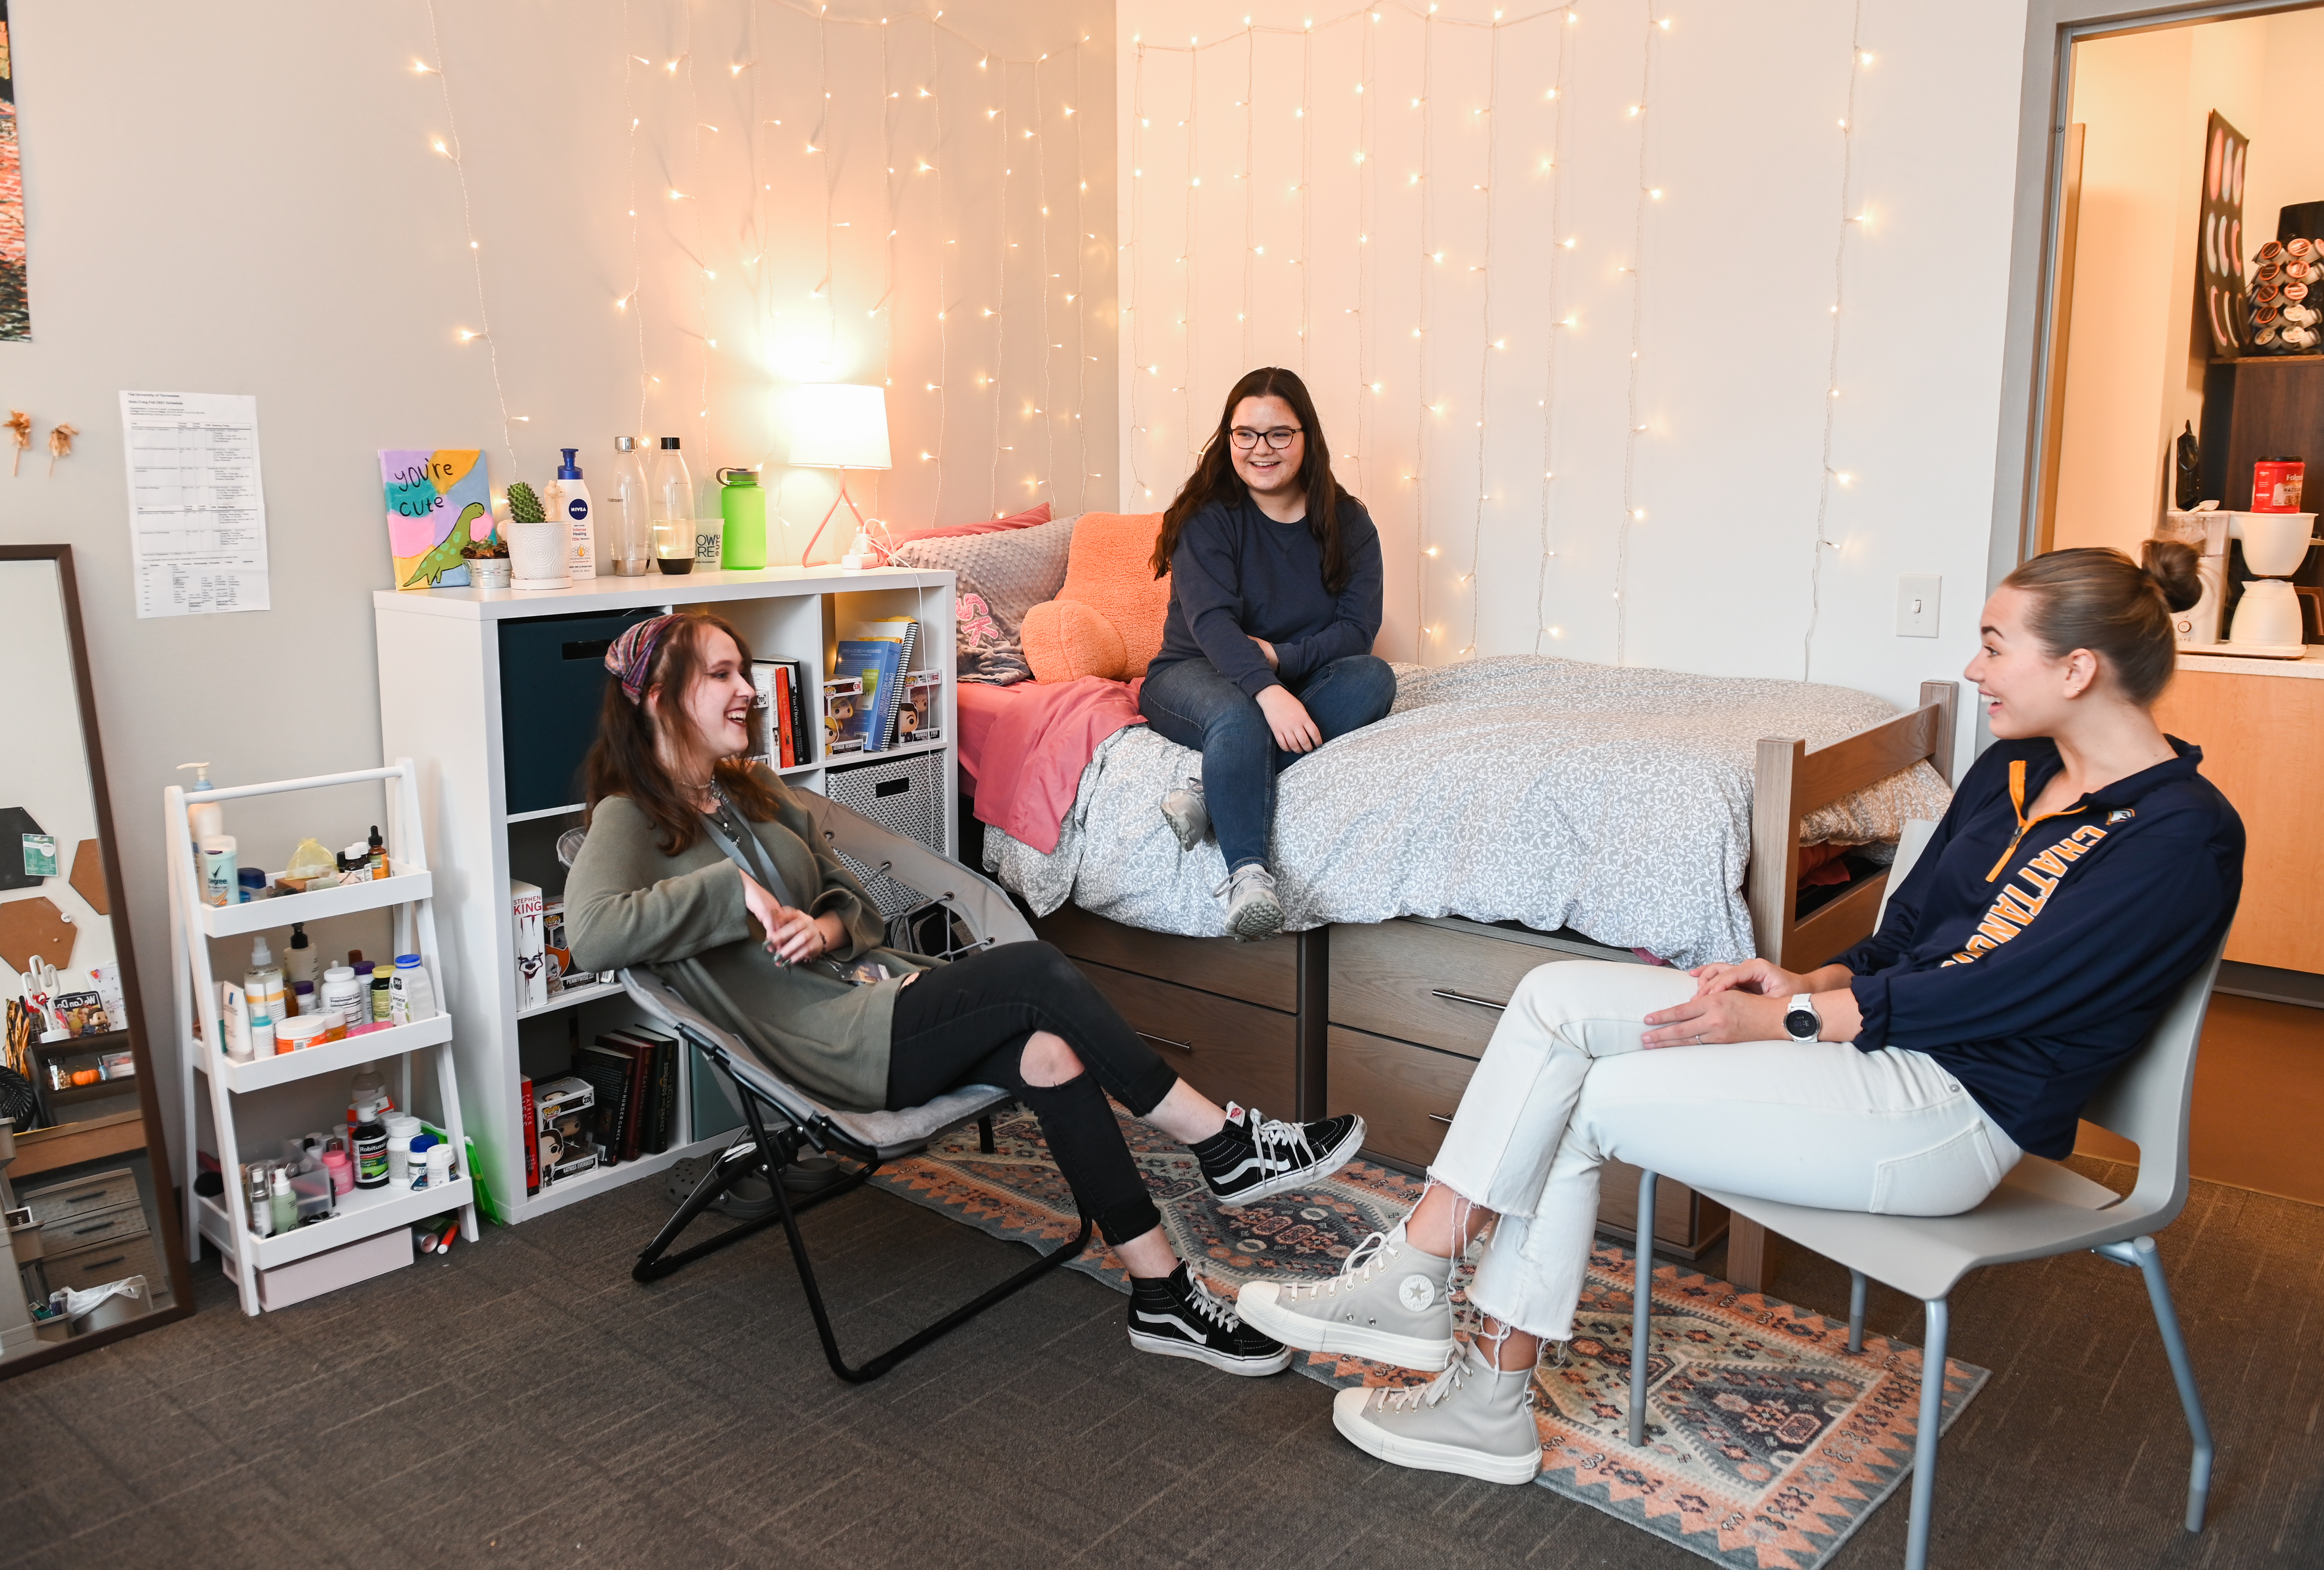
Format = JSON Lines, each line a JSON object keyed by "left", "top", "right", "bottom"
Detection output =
{"left": 698, "top": 808, "right": 798, "bottom": 911}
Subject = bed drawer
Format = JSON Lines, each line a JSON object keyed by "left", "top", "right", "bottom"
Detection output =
{"left": 1035, "top": 904, "right": 1297, "bottom": 1012}
{"left": 1330, "top": 920, "right": 1572, "bottom": 1058}
{"left": 1072, "top": 960, "right": 1297, "bottom": 1116}
{"left": 1326, "top": 1026, "right": 1727, "bottom": 1257}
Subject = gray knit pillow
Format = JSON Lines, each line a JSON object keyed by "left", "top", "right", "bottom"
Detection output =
{"left": 890, "top": 517, "right": 1077, "bottom": 684}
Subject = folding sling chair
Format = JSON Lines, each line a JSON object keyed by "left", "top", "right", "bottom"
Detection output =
{"left": 621, "top": 793, "right": 1092, "bottom": 1384}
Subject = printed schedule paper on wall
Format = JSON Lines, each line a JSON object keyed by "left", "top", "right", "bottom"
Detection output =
{"left": 119, "top": 390, "right": 272, "bottom": 618}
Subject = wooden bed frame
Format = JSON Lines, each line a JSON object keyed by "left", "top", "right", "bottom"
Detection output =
{"left": 1028, "top": 679, "right": 1961, "bottom": 1295}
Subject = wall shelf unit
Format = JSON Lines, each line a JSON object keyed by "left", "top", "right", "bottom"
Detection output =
{"left": 373, "top": 565, "right": 957, "bottom": 1228}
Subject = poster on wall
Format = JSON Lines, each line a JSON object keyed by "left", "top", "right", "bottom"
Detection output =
{"left": 120, "top": 391, "right": 273, "bottom": 617}
{"left": 381, "top": 449, "right": 493, "bottom": 589}
{"left": 2199, "top": 110, "right": 2249, "bottom": 359}
{"left": 0, "top": 0, "right": 28, "bottom": 341}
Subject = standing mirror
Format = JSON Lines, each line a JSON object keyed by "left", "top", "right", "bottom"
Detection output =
{"left": 0, "top": 545, "right": 194, "bottom": 1370}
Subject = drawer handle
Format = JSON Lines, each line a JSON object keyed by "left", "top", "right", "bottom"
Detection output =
{"left": 57, "top": 1189, "right": 106, "bottom": 1205}
{"left": 70, "top": 1222, "right": 111, "bottom": 1237}
{"left": 1427, "top": 1114, "right": 1453, "bottom": 1126}
{"left": 1430, "top": 988, "right": 1508, "bottom": 1012}
{"left": 76, "top": 1255, "right": 128, "bottom": 1272}
{"left": 1136, "top": 1031, "right": 1193, "bottom": 1055}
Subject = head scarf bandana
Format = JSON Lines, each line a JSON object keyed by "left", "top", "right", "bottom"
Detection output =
{"left": 605, "top": 614, "right": 680, "bottom": 704}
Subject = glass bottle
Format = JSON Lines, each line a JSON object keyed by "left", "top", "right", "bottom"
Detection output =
{"left": 648, "top": 436, "right": 696, "bottom": 575}
{"left": 606, "top": 436, "right": 654, "bottom": 577}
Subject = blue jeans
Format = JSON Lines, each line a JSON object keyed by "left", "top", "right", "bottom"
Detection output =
{"left": 1139, "top": 653, "right": 1398, "bottom": 872}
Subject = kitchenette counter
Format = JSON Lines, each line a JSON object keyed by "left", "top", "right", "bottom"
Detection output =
{"left": 2179, "top": 645, "right": 2324, "bottom": 678}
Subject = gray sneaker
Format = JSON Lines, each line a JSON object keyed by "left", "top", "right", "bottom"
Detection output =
{"left": 1215, "top": 865, "right": 1284, "bottom": 940}
{"left": 1160, "top": 776, "right": 1210, "bottom": 851}
{"left": 1332, "top": 1339, "right": 1543, "bottom": 1485}
{"left": 1236, "top": 1222, "right": 1456, "bottom": 1370}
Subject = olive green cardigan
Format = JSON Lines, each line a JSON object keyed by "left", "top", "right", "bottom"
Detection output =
{"left": 565, "top": 767, "right": 925, "bottom": 1112}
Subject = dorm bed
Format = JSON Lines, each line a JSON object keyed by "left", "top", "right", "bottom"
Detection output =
{"left": 895, "top": 517, "right": 1959, "bottom": 1284}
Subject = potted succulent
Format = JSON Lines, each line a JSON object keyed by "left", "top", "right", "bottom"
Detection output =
{"left": 462, "top": 530, "right": 512, "bottom": 590}
{"left": 505, "top": 480, "right": 570, "bottom": 590}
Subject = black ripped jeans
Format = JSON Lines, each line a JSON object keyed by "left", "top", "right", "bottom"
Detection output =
{"left": 886, "top": 941, "right": 1179, "bottom": 1245}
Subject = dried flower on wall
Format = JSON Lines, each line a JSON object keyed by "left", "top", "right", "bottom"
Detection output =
{"left": 4, "top": 410, "right": 28, "bottom": 477}
{"left": 47, "top": 421, "right": 77, "bottom": 478}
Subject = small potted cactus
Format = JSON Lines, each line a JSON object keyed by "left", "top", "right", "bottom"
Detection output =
{"left": 462, "top": 529, "right": 511, "bottom": 590}
{"left": 505, "top": 480, "right": 571, "bottom": 590}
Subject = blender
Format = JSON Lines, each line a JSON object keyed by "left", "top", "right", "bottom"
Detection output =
{"left": 2225, "top": 510, "right": 2321, "bottom": 655}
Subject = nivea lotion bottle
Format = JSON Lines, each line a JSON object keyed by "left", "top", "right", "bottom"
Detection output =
{"left": 558, "top": 448, "right": 598, "bottom": 580}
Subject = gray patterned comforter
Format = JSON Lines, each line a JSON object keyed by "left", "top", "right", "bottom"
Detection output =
{"left": 982, "top": 655, "right": 1953, "bottom": 966}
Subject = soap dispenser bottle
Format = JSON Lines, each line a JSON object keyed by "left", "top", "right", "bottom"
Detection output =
{"left": 556, "top": 448, "right": 598, "bottom": 580}
{"left": 177, "top": 762, "right": 223, "bottom": 842}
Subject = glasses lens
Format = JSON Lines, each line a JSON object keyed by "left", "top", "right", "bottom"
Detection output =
{"left": 1265, "top": 428, "right": 1300, "bottom": 449}
{"left": 1230, "top": 428, "right": 1258, "bottom": 449}
{"left": 1231, "top": 427, "right": 1301, "bottom": 450}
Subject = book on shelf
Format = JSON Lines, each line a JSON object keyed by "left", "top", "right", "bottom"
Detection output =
{"left": 571, "top": 1045, "right": 636, "bottom": 1165}
{"left": 844, "top": 617, "right": 921, "bottom": 749}
{"left": 749, "top": 658, "right": 809, "bottom": 768}
{"left": 521, "top": 1075, "right": 541, "bottom": 1196}
{"left": 833, "top": 638, "right": 904, "bottom": 754}
{"left": 593, "top": 1032, "right": 654, "bottom": 1163}
{"left": 898, "top": 669, "right": 944, "bottom": 744}
{"left": 511, "top": 880, "right": 547, "bottom": 1010}
{"left": 606, "top": 1025, "right": 680, "bottom": 1154}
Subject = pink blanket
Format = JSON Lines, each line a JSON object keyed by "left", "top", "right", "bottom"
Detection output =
{"left": 958, "top": 678, "right": 1147, "bottom": 854}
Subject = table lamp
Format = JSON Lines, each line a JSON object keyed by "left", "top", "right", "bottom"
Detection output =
{"left": 789, "top": 383, "right": 892, "bottom": 568}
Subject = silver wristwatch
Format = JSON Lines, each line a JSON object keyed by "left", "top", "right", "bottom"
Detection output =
{"left": 1784, "top": 993, "right": 1821, "bottom": 1042}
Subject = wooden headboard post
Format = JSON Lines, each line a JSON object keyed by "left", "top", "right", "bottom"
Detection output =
{"left": 1747, "top": 681, "right": 1959, "bottom": 970}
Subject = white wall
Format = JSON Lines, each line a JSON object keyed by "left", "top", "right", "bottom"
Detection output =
{"left": 0, "top": 0, "right": 1114, "bottom": 1158}
{"left": 1117, "top": 0, "right": 2029, "bottom": 724}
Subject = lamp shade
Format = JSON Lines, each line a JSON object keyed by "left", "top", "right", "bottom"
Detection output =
{"left": 787, "top": 383, "right": 892, "bottom": 470}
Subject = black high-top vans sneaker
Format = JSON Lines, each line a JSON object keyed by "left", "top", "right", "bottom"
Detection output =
{"left": 1127, "top": 1262, "right": 1293, "bottom": 1375}
{"left": 1191, "top": 1103, "right": 1366, "bottom": 1208}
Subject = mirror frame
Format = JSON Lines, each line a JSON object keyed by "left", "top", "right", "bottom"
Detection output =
{"left": 2, "top": 544, "right": 196, "bottom": 1375}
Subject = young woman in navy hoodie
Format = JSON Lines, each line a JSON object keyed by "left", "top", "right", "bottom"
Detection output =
{"left": 1234, "top": 542, "right": 2244, "bottom": 1484}
{"left": 1140, "top": 367, "right": 1394, "bottom": 939}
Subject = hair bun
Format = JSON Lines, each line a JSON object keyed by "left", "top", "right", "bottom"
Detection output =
{"left": 2141, "top": 537, "right": 2204, "bottom": 613}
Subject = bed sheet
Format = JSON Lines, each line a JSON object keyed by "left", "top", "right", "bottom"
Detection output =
{"left": 980, "top": 655, "right": 1953, "bottom": 967}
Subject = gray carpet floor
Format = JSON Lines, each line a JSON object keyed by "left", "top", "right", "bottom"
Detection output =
{"left": 2, "top": 1155, "right": 2319, "bottom": 1570}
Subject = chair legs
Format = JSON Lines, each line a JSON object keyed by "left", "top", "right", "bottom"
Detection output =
{"left": 1629, "top": 1167, "right": 1656, "bottom": 1447}
{"left": 1848, "top": 1269, "right": 1868, "bottom": 1355}
{"left": 2095, "top": 1235, "right": 2214, "bottom": 1532}
{"left": 1901, "top": 1297, "right": 1950, "bottom": 1570}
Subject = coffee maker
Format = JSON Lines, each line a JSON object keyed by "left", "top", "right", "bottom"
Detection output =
{"left": 2157, "top": 503, "right": 2231, "bottom": 648}
{"left": 2226, "top": 510, "right": 2321, "bottom": 655}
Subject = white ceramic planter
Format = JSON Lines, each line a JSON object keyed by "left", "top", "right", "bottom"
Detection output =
{"left": 507, "top": 519, "right": 570, "bottom": 590}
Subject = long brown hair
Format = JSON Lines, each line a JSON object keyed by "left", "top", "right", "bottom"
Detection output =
{"left": 2001, "top": 541, "right": 2201, "bottom": 706}
{"left": 1150, "top": 366, "right": 1362, "bottom": 592}
{"left": 583, "top": 612, "right": 784, "bottom": 854}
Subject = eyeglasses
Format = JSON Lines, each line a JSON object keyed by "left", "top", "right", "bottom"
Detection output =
{"left": 1229, "top": 425, "right": 1304, "bottom": 451}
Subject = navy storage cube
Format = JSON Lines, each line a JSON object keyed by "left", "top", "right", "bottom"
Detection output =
{"left": 498, "top": 608, "right": 661, "bottom": 814}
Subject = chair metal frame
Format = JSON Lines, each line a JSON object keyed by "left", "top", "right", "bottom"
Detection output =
{"left": 1624, "top": 820, "right": 2225, "bottom": 1569}
{"left": 621, "top": 795, "right": 1092, "bottom": 1385}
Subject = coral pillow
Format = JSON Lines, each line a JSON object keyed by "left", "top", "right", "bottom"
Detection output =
{"left": 1022, "top": 512, "right": 1170, "bottom": 682}
{"left": 887, "top": 502, "right": 1051, "bottom": 548}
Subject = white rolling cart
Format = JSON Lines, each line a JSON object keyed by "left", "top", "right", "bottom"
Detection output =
{"left": 169, "top": 761, "right": 478, "bottom": 1316}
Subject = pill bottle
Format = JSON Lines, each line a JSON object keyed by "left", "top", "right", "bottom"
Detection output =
{"left": 321, "top": 965, "right": 362, "bottom": 1031}
{"left": 370, "top": 973, "right": 393, "bottom": 1022}
{"left": 384, "top": 1113, "right": 423, "bottom": 1183}
{"left": 353, "top": 1115, "right": 390, "bottom": 1189}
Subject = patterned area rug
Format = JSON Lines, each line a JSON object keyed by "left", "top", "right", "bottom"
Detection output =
{"left": 866, "top": 1107, "right": 1989, "bottom": 1570}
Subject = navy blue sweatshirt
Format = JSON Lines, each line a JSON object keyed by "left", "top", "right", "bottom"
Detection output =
{"left": 1151, "top": 496, "right": 1385, "bottom": 697}
{"left": 1835, "top": 736, "right": 2243, "bottom": 1159}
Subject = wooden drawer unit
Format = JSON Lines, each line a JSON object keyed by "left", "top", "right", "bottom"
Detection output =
{"left": 1035, "top": 902, "right": 1297, "bottom": 1012}
{"left": 1074, "top": 960, "right": 1297, "bottom": 1116}
{"left": 20, "top": 1167, "right": 141, "bottom": 1226}
{"left": 38, "top": 1201, "right": 148, "bottom": 1257}
{"left": 41, "top": 1230, "right": 165, "bottom": 1296}
{"left": 1330, "top": 918, "right": 1620, "bottom": 1058}
{"left": 1326, "top": 1024, "right": 1726, "bottom": 1259}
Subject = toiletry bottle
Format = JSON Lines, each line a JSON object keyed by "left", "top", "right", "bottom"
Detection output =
{"left": 291, "top": 980, "right": 316, "bottom": 1023}
{"left": 248, "top": 1168, "right": 274, "bottom": 1238}
{"left": 349, "top": 1061, "right": 391, "bottom": 1124}
{"left": 607, "top": 436, "right": 653, "bottom": 576}
{"left": 220, "top": 981, "right": 253, "bottom": 1061}
{"left": 557, "top": 448, "right": 598, "bottom": 580}
{"left": 353, "top": 1113, "right": 390, "bottom": 1189}
{"left": 719, "top": 467, "right": 768, "bottom": 570}
{"left": 390, "top": 953, "right": 437, "bottom": 1024}
{"left": 177, "top": 762, "right": 224, "bottom": 842}
{"left": 426, "top": 1143, "right": 456, "bottom": 1191}
{"left": 368, "top": 825, "right": 388, "bottom": 879}
{"left": 285, "top": 921, "right": 317, "bottom": 1007}
{"left": 649, "top": 436, "right": 696, "bottom": 575}
{"left": 245, "top": 936, "right": 285, "bottom": 1056}
{"left": 370, "top": 971, "right": 393, "bottom": 1022}
{"left": 200, "top": 834, "right": 240, "bottom": 907}
{"left": 322, "top": 965, "right": 361, "bottom": 1032}
{"left": 270, "top": 1166, "right": 298, "bottom": 1233}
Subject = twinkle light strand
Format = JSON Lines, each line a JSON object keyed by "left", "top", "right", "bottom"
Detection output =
{"left": 1300, "top": 19, "right": 1314, "bottom": 372}
{"left": 1034, "top": 56, "right": 1055, "bottom": 497}
{"left": 1071, "top": 38, "right": 1091, "bottom": 512}
{"left": 1354, "top": 8, "right": 1376, "bottom": 504}
{"left": 1533, "top": 8, "right": 1574, "bottom": 653}
{"left": 932, "top": 28, "right": 955, "bottom": 521}
{"left": 620, "top": 0, "right": 649, "bottom": 433}
{"left": 1184, "top": 45, "right": 1201, "bottom": 462}
{"left": 1243, "top": 25, "right": 1257, "bottom": 372}
{"left": 421, "top": 0, "right": 518, "bottom": 472}
{"left": 1127, "top": 41, "right": 1150, "bottom": 502}
{"left": 1462, "top": 20, "right": 1503, "bottom": 659}
{"left": 1803, "top": 1, "right": 1866, "bottom": 680}
{"left": 990, "top": 63, "right": 1010, "bottom": 516}
{"left": 1412, "top": 10, "right": 1435, "bottom": 648}
{"left": 1613, "top": 7, "right": 1662, "bottom": 665}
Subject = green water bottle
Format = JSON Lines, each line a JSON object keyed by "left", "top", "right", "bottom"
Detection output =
{"left": 719, "top": 467, "right": 767, "bottom": 570}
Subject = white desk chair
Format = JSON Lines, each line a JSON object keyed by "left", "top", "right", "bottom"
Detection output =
{"left": 1624, "top": 819, "right": 2224, "bottom": 1570}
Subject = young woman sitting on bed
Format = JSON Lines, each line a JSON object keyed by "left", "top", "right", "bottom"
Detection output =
{"left": 566, "top": 612, "right": 1367, "bottom": 1375}
{"left": 1140, "top": 365, "right": 1396, "bottom": 939}
{"left": 1233, "top": 543, "right": 2244, "bottom": 1482}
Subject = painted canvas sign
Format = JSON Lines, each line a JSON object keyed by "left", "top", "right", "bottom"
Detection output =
{"left": 0, "top": 0, "right": 28, "bottom": 341}
{"left": 381, "top": 449, "right": 494, "bottom": 590}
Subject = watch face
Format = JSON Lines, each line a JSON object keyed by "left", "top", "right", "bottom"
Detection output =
{"left": 1785, "top": 1008, "right": 1819, "bottom": 1039}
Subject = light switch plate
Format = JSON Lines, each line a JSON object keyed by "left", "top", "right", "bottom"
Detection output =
{"left": 1897, "top": 574, "right": 1940, "bottom": 638}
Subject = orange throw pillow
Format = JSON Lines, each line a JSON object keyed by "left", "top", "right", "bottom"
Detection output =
{"left": 1022, "top": 511, "right": 1172, "bottom": 681}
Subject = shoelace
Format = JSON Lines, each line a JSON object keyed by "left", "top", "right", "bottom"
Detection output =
{"left": 1250, "top": 1110, "right": 1317, "bottom": 1173}
{"left": 1210, "top": 866, "right": 1276, "bottom": 900}
{"left": 1379, "top": 1342, "right": 1483, "bottom": 1412}
{"left": 1289, "top": 1228, "right": 1390, "bottom": 1301}
{"left": 1182, "top": 1274, "right": 1244, "bottom": 1332}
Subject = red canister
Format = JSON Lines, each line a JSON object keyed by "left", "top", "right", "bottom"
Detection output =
{"left": 2253, "top": 458, "right": 2305, "bottom": 512}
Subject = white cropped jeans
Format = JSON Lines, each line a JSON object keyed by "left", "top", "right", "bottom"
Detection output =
{"left": 1430, "top": 960, "right": 2023, "bottom": 1342}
